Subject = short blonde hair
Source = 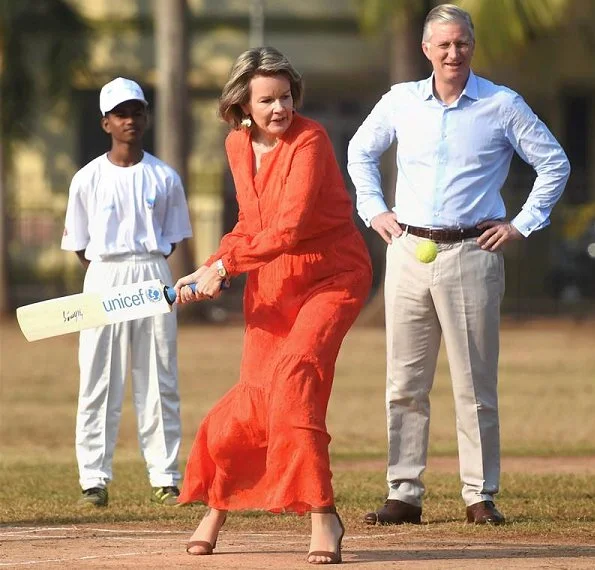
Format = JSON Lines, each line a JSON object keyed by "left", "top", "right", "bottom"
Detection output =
{"left": 218, "top": 46, "right": 304, "bottom": 129}
{"left": 422, "top": 4, "right": 475, "bottom": 42}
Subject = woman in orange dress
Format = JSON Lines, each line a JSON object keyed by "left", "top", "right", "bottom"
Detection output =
{"left": 174, "top": 46, "right": 372, "bottom": 565}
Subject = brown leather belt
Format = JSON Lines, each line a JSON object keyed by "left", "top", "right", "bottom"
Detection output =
{"left": 399, "top": 223, "right": 482, "bottom": 242}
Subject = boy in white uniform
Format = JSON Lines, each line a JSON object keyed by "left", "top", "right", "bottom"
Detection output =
{"left": 61, "top": 77, "right": 193, "bottom": 507}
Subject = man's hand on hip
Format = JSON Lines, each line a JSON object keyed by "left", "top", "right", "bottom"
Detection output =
{"left": 477, "top": 220, "right": 523, "bottom": 251}
{"left": 371, "top": 211, "right": 402, "bottom": 244}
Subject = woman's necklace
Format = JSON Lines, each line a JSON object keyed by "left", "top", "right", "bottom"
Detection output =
{"left": 252, "top": 138, "right": 278, "bottom": 172}
{"left": 252, "top": 138, "right": 278, "bottom": 153}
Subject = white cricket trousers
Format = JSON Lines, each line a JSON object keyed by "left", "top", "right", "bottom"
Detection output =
{"left": 76, "top": 253, "right": 181, "bottom": 490}
{"left": 384, "top": 233, "right": 505, "bottom": 506}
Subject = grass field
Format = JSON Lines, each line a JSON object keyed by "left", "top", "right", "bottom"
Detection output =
{"left": 1, "top": 316, "right": 594, "bottom": 566}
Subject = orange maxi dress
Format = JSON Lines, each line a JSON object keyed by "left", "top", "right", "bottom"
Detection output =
{"left": 178, "top": 114, "right": 372, "bottom": 514}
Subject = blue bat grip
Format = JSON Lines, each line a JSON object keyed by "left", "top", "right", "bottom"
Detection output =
{"left": 164, "top": 281, "right": 229, "bottom": 305}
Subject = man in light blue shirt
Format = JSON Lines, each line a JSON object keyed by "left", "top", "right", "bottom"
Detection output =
{"left": 348, "top": 4, "right": 570, "bottom": 527}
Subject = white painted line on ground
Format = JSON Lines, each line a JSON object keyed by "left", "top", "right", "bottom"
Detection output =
{"left": 0, "top": 551, "right": 167, "bottom": 567}
{"left": 0, "top": 527, "right": 76, "bottom": 536}
{"left": 2, "top": 535, "right": 75, "bottom": 541}
{"left": 88, "top": 537, "right": 184, "bottom": 543}
{"left": 0, "top": 526, "right": 406, "bottom": 567}
{"left": 87, "top": 527, "right": 186, "bottom": 534}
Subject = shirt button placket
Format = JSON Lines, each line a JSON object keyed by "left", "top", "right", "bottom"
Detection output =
{"left": 434, "top": 110, "right": 448, "bottom": 220}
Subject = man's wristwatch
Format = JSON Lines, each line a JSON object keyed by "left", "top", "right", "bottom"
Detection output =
{"left": 215, "top": 259, "right": 227, "bottom": 279}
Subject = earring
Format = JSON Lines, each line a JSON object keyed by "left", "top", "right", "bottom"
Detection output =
{"left": 241, "top": 115, "right": 252, "bottom": 128}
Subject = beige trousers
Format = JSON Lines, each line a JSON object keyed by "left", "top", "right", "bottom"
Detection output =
{"left": 384, "top": 232, "right": 505, "bottom": 506}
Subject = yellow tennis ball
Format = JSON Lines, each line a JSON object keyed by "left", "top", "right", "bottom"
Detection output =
{"left": 415, "top": 240, "right": 438, "bottom": 263}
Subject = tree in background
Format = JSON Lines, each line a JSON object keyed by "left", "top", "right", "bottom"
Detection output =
{"left": 154, "top": 0, "right": 194, "bottom": 289}
{"left": 0, "top": 0, "right": 89, "bottom": 315}
{"left": 358, "top": 0, "right": 433, "bottom": 85}
{"left": 458, "top": 0, "right": 568, "bottom": 69}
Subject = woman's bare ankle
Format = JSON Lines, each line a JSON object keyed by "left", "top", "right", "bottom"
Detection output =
{"left": 189, "top": 508, "right": 228, "bottom": 542}
{"left": 205, "top": 507, "right": 227, "bottom": 522}
{"left": 309, "top": 512, "right": 343, "bottom": 547}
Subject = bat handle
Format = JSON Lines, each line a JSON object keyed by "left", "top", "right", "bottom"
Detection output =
{"left": 164, "top": 283, "right": 196, "bottom": 305}
{"left": 164, "top": 281, "right": 229, "bottom": 305}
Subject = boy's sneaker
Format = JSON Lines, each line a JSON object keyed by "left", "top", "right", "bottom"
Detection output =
{"left": 151, "top": 486, "right": 181, "bottom": 506}
{"left": 79, "top": 487, "right": 108, "bottom": 507}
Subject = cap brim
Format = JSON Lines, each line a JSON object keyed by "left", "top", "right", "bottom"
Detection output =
{"left": 103, "top": 98, "right": 148, "bottom": 116}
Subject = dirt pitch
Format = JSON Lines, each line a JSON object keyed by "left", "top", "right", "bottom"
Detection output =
{"left": 2, "top": 525, "right": 595, "bottom": 569}
{"left": 2, "top": 457, "right": 594, "bottom": 569}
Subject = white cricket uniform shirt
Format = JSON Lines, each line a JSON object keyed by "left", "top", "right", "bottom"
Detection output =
{"left": 61, "top": 152, "right": 192, "bottom": 258}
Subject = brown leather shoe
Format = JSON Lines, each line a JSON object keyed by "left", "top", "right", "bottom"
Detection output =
{"left": 466, "top": 501, "right": 505, "bottom": 525}
{"left": 364, "top": 499, "right": 422, "bottom": 525}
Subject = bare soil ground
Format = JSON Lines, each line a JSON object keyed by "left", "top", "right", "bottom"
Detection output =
{"left": 3, "top": 525, "right": 595, "bottom": 569}
{"left": 2, "top": 456, "right": 594, "bottom": 569}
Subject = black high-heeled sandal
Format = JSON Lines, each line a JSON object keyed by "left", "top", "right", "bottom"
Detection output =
{"left": 307, "top": 506, "right": 345, "bottom": 565}
{"left": 186, "top": 510, "right": 227, "bottom": 556}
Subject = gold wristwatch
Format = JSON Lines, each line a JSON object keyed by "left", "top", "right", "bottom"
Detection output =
{"left": 215, "top": 259, "right": 227, "bottom": 279}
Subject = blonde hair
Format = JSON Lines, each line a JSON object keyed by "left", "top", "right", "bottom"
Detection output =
{"left": 218, "top": 46, "right": 304, "bottom": 129}
{"left": 422, "top": 4, "right": 475, "bottom": 42}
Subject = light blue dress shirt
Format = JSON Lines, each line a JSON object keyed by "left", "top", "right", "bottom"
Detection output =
{"left": 347, "top": 71, "right": 570, "bottom": 237}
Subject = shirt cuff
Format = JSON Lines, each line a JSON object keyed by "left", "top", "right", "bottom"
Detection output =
{"left": 510, "top": 209, "right": 548, "bottom": 237}
{"left": 221, "top": 253, "right": 236, "bottom": 277}
{"left": 61, "top": 237, "right": 88, "bottom": 252}
{"left": 359, "top": 198, "right": 391, "bottom": 227}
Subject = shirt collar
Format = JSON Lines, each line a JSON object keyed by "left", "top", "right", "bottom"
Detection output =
{"left": 421, "top": 75, "right": 434, "bottom": 100}
{"left": 422, "top": 70, "right": 479, "bottom": 102}
{"left": 461, "top": 70, "right": 478, "bottom": 101}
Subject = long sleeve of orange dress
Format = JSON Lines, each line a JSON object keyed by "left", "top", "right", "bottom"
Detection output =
{"left": 179, "top": 114, "right": 372, "bottom": 514}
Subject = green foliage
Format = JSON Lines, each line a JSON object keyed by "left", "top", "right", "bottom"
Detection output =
{"left": 458, "top": 0, "right": 569, "bottom": 67}
{"left": 357, "top": 0, "right": 425, "bottom": 33}
{"left": 356, "top": 0, "right": 569, "bottom": 67}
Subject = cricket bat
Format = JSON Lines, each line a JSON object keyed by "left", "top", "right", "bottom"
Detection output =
{"left": 16, "top": 279, "right": 195, "bottom": 342}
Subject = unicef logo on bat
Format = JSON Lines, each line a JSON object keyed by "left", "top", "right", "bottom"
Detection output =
{"left": 101, "top": 282, "right": 166, "bottom": 314}
{"left": 145, "top": 285, "right": 163, "bottom": 303}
